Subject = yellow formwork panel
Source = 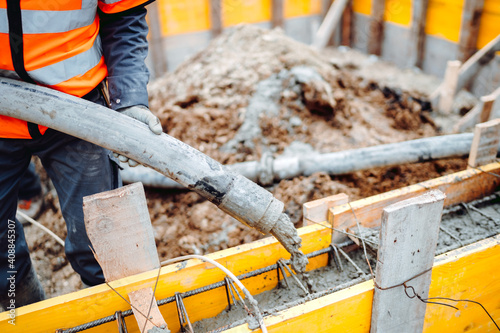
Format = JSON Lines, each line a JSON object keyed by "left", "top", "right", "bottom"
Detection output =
{"left": 284, "top": 0, "right": 321, "bottom": 18}
{"left": 222, "top": 0, "right": 271, "bottom": 27}
{"left": 384, "top": 0, "right": 411, "bottom": 26}
{"left": 477, "top": 0, "right": 500, "bottom": 48}
{"left": 425, "top": 0, "right": 465, "bottom": 42}
{"left": 157, "top": 0, "right": 211, "bottom": 35}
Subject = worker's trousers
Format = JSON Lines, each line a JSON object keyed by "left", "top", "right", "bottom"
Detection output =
{"left": 0, "top": 87, "right": 122, "bottom": 306}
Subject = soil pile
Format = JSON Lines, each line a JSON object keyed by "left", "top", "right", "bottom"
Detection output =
{"left": 29, "top": 25, "right": 467, "bottom": 297}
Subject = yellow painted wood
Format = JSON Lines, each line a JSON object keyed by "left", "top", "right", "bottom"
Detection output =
{"left": 223, "top": 0, "right": 272, "bottom": 27}
{"left": 353, "top": 0, "right": 371, "bottom": 15}
{"left": 226, "top": 235, "right": 500, "bottom": 332}
{"left": 2, "top": 164, "right": 499, "bottom": 332}
{"left": 329, "top": 162, "right": 500, "bottom": 241}
{"left": 477, "top": 0, "right": 500, "bottom": 48}
{"left": 425, "top": 0, "right": 464, "bottom": 42}
{"left": 0, "top": 223, "right": 331, "bottom": 333}
{"left": 384, "top": 0, "right": 411, "bottom": 27}
{"left": 284, "top": 0, "right": 321, "bottom": 18}
{"left": 157, "top": 0, "right": 211, "bottom": 36}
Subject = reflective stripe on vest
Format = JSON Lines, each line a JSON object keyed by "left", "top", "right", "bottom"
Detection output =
{"left": 0, "top": 5, "right": 96, "bottom": 34}
{"left": 29, "top": 37, "right": 102, "bottom": 86}
{"left": 0, "top": 0, "right": 152, "bottom": 139}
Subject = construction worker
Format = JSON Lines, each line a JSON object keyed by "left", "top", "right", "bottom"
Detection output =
{"left": 0, "top": 0, "right": 162, "bottom": 309}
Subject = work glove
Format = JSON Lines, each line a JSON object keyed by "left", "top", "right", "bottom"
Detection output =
{"left": 114, "top": 105, "right": 163, "bottom": 167}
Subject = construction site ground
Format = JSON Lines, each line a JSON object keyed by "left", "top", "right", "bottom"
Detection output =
{"left": 25, "top": 26, "right": 473, "bottom": 298}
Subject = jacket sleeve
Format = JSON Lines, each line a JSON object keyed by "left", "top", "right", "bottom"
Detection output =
{"left": 98, "top": 3, "right": 152, "bottom": 110}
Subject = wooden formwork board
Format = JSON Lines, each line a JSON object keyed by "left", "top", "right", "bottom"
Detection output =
{"left": 0, "top": 224, "right": 332, "bottom": 333}
{"left": 329, "top": 162, "right": 500, "bottom": 242}
{"left": 1, "top": 163, "right": 499, "bottom": 332}
{"left": 226, "top": 234, "right": 500, "bottom": 332}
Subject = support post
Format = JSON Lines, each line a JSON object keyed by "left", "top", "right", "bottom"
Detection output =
{"left": 147, "top": 1, "right": 168, "bottom": 76}
{"left": 408, "top": 0, "right": 428, "bottom": 68}
{"left": 210, "top": 0, "right": 223, "bottom": 37}
{"left": 438, "top": 60, "right": 462, "bottom": 114}
{"left": 371, "top": 190, "right": 446, "bottom": 333}
{"left": 368, "top": 0, "right": 385, "bottom": 56}
{"left": 313, "top": 0, "right": 350, "bottom": 49}
{"left": 341, "top": 0, "right": 353, "bottom": 47}
{"left": 430, "top": 34, "right": 500, "bottom": 106}
{"left": 468, "top": 119, "right": 500, "bottom": 168}
{"left": 303, "top": 193, "right": 348, "bottom": 226}
{"left": 83, "top": 183, "right": 168, "bottom": 333}
{"left": 272, "top": 0, "right": 284, "bottom": 28}
{"left": 458, "top": 0, "right": 485, "bottom": 62}
{"left": 453, "top": 87, "right": 500, "bottom": 132}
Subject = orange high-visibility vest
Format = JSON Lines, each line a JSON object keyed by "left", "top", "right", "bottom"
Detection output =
{"left": 0, "top": 0, "right": 151, "bottom": 139}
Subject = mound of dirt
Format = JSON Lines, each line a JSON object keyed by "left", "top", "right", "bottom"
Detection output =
{"left": 29, "top": 24, "right": 468, "bottom": 298}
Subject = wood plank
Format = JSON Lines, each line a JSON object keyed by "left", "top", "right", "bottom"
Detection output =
{"left": 225, "top": 234, "right": 500, "bottom": 333}
{"left": 341, "top": 0, "right": 353, "bottom": 47}
{"left": 83, "top": 182, "right": 160, "bottom": 281}
{"left": 303, "top": 193, "right": 348, "bottom": 226}
{"left": 453, "top": 87, "right": 500, "bottom": 132}
{"left": 479, "top": 95, "right": 495, "bottom": 124}
{"left": 83, "top": 182, "right": 167, "bottom": 333}
{"left": 271, "top": 0, "right": 284, "bottom": 28}
{"left": 371, "top": 190, "right": 445, "bottom": 333}
{"left": 0, "top": 222, "right": 331, "bottom": 333}
{"left": 210, "top": 0, "right": 223, "bottom": 37}
{"left": 129, "top": 288, "right": 168, "bottom": 332}
{"left": 438, "top": 60, "right": 462, "bottom": 114}
{"left": 430, "top": 34, "right": 500, "bottom": 106}
{"left": 457, "top": 0, "right": 485, "bottom": 63}
{"left": 468, "top": 119, "right": 500, "bottom": 168}
{"left": 312, "top": 0, "right": 350, "bottom": 49}
{"left": 408, "top": 0, "right": 429, "bottom": 68}
{"left": 368, "top": 0, "right": 385, "bottom": 56}
{"left": 329, "top": 162, "right": 500, "bottom": 243}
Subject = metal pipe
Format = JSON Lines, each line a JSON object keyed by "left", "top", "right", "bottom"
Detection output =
{"left": 0, "top": 78, "right": 309, "bottom": 274}
{"left": 119, "top": 133, "right": 477, "bottom": 189}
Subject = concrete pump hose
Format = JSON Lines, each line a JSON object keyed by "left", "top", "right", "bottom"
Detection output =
{"left": 0, "top": 78, "right": 283, "bottom": 236}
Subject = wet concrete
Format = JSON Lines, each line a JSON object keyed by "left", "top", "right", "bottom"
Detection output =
{"left": 191, "top": 193, "right": 500, "bottom": 332}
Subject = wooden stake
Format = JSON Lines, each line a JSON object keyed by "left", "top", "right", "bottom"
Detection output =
{"left": 83, "top": 182, "right": 167, "bottom": 333}
{"left": 272, "top": 0, "right": 284, "bottom": 29}
{"left": 408, "top": 0, "right": 428, "bottom": 68}
{"left": 371, "top": 190, "right": 446, "bottom": 333}
{"left": 453, "top": 87, "right": 500, "bottom": 132}
{"left": 147, "top": 1, "right": 168, "bottom": 76}
{"left": 341, "top": 0, "right": 353, "bottom": 47}
{"left": 312, "top": 0, "right": 350, "bottom": 49}
{"left": 458, "top": 0, "right": 485, "bottom": 62}
{"left": 210, "top": 0, "right": 223, "bottom": 37}
{"left": 303, "top": 193, "right": 348, "bottom": 226}
{"left": 468, "top": 119, "right": 500, "bottom": 168}
{"left": 129, "top": 288, "right": 168, "bottom": 332}
{"left": 368, "top": 0, "right": 385, "bottom": 56}
{"left": 431, "top": 34, "right": 500, "bottom": 106}
{"left": 438, "top": 60, "right": 461, "bottom": 114}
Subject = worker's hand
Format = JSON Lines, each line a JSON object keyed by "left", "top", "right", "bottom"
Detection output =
{"left": 120, "top": 105, "right": 163, "bottom": 135}
{"left": 115, "top": 105, "right": 163, "bottom": 167}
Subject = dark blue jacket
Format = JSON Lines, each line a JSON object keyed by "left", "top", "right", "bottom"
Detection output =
{"left": 99, "top": 4, "right": 151, "bottom": 110}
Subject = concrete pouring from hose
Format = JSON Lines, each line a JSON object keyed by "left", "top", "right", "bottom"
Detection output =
{"left": 0, "top": 77, "right": 309, "bottom": 275}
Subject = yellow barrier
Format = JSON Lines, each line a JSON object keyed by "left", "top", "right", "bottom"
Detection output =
{"left": 155, "top": 0, "right": 500, "bottom": 50}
